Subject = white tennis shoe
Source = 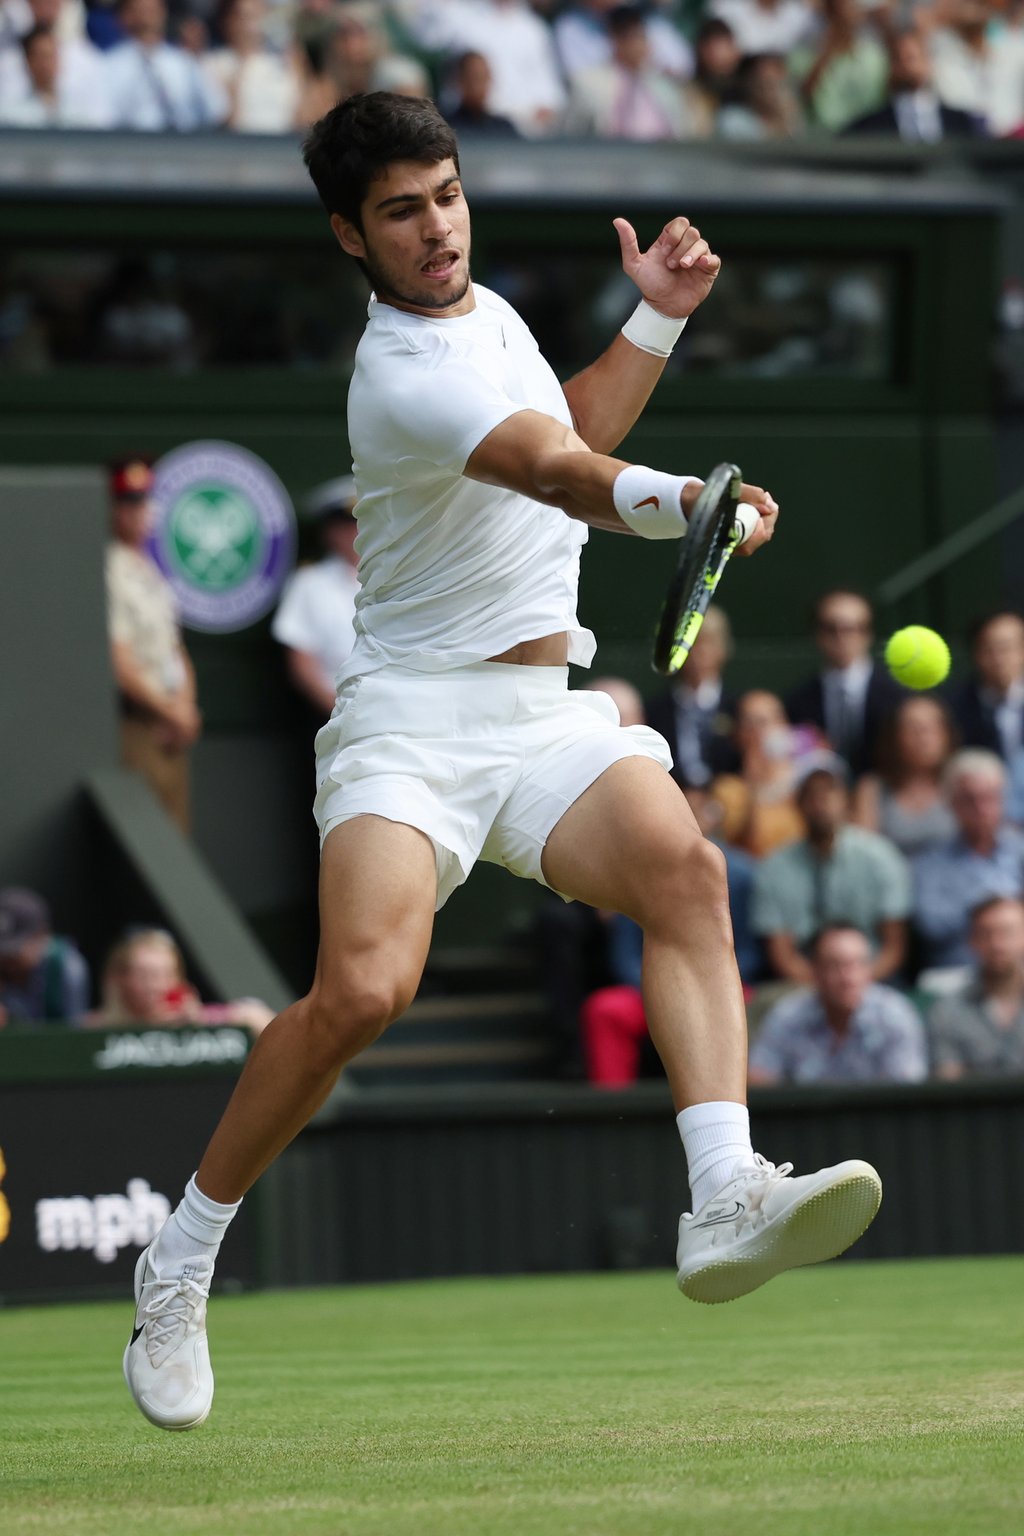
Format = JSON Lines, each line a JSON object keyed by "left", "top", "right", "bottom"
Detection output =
{"left": 123, "top": 1246, "right": 215, "bottom": 1430}
{"left": 677, "top": 1154, "right": 882, "bottom": 1304}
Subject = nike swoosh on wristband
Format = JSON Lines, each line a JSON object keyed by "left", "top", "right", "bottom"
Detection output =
{"left": 632, "top": 495, "right": 660, "bottom": 510}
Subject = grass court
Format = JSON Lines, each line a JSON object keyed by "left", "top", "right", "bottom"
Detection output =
{"left": 4, "top": 1255, "right": 1023, "bottom": 1536}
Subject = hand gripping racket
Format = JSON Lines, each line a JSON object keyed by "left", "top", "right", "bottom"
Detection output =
{"left": 651, "top": 462, "right": 759, "bottom": 677}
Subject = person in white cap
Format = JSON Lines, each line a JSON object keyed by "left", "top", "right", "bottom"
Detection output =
{"left": 271, "top": 476, "right": 361, "bottom": 718}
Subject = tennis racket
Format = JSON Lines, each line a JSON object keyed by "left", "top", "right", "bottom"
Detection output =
{"left": 651, "top": 462, "right": 759, "bottom": 677}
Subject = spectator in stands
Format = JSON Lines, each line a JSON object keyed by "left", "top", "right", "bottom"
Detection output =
{"left": 927, "top": 896, "right": 1024, "bottom": 1077}
{"left": 844, "top": 26, "right": 983, "bottom": 139}
{"left": 105, "top": 0, "right": 225, "bottom": 129}
{"left": 912, "top": 750, "right": 1024, "bottom": 971}
{"left": 748, "top": 923, "right": 927, "bottom": 1085}
{"left": 444, "top": 49, "right": 520, "bottom": 136}
{"left": 716, "top": 49, "right": 804, "bottom": 138}
{"left": 711, "top": 689, "right": 807, "bottom": 857}
{"left": 949, "top": 610, "right": 1024, "bottom": 764}
{"left": 0, "top": 887, "right": 91, "bottom": 1028}
{"left": 553, "top": 0, "right": 693, "bottom": 86}
{"left": 0, "top": 0, "right": 111, "bottom": 122}
{"left": 708, "top": 0, "right": 817, "bottom": 58}
{"left": 584, "top": 674, "right": 645, "bottom": 726}
{"left": 752, "top": 752, "right": 911, "bottom": 983}
{"left": 687, "top": 17, "right": 742, "bottom": 133}
{"left": 296, "top": 5, "right": 424, "bottom": 127}
{"left": 580, "top": 784, "right": 762, "bottom": 1086}
{"left": 83, "top": 928, "right": 272, "bottom": 1029}
{"left": 930, "top": 0, "right": 1024, "bottom": 137}
{"left": 785, "top": 588, "right": 904, "bottom": 778}
{"left": 271, "top": 475, "right": 360, "bottom": 720}
{"left": 203, "top": 0, "right": 300, "bottom": 132}
{"left": 106, "top": 457, "right": 201, "bottom": 833}
{"left": 0, "top": 21, "right": 111, "bottom": 124}
{"left": 396, "top": 0, "right": 567, "bottom": 136}
{"left": 645, "top": 605, "right": 739, "bottom": 789}
{"left": 792, "top": 0, "right": 890, "bottom": 134}
{"left": 567, "top": 5, "right": 702, "bottom": 140}
{"left": 851, "top": 693, "right": 958, "bottom": 858}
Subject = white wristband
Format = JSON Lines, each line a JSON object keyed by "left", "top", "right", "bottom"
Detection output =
{"left": 613, "top": 464, "right": 700, "bottom": 540}
{"left": 621, "top": 300, "right": 687, "bottom": 358}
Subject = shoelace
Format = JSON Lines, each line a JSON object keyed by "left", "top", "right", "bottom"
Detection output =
{"left": 738, "top": 1155, "right": 795, "bottom": 1227}
{"left": 141, "top": 1273, "right": 210, "bottom": 1360}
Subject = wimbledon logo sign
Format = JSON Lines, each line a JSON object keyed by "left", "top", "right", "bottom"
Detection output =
{"left": 150, "top": 440, "right": 296, "bottom": 633}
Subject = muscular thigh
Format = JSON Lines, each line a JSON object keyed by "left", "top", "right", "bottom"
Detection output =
{"left": 314, "top": 814, "right": 437, "bottom": 1001}
{"left": 540, "top": 757, "right": 704, "bottom": 921}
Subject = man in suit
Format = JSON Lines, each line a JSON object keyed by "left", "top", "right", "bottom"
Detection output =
{"left": 950, "top": 611, "right": 1024, "bottom": 762}
{"left": 785, "top": 589, "right": 904, "bottom": 778}
{"left": 566, "top": 4, "right": 701, "bottom": 140}
{"left": 646, "top": 604, "right": 740, "bottom": 788}
{"left": 843, "top": 28, "right": 982, "bottom": 140}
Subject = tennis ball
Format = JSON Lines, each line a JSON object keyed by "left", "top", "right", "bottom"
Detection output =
{"left": 884, "top": 626, "right": 951, "bottom": 690}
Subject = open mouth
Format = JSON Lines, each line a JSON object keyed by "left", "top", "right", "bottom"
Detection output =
{"left": 421, "top": 251, "right": 459, "bottom": 280}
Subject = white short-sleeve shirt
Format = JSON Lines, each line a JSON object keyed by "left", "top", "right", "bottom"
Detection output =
{"left": 341, "top": 283, "right": 596, "bottom": 686}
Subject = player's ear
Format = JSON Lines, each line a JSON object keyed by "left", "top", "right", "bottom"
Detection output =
{"left": 331, "top": 213, "right": 366, "bottom": 260}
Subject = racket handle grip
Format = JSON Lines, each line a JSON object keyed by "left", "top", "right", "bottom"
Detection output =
{"left": 732, "top": 504, "right": 760, "bottom": 547}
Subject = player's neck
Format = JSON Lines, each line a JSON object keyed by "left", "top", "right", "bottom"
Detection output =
{"left": 378, "top": 283, "right": 477, "bottom": 321}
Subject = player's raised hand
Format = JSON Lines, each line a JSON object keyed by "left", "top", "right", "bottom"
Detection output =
{"left": 614, "top": 216, "right": 721, "bottom": 320}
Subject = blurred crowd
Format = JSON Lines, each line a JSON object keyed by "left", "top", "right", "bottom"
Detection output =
{"left": 1, "top": 0, "right": 1023, "bottom": 139}
{"left": 549, "top": 594, "right": 1024, "bottom": 1089}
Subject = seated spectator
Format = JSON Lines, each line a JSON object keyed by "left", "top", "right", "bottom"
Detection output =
{"left": 395, "top": 0, "right": 567, "bottom": 136}
{"left": 752, "top": 752, "right": 911, "bottom": 983}
{"left": 687, "top": 17, "right": 742, "bottom": 134}
{"left": 748, "top": 924, "right": 927, "bottom": 1085}
{"left": 203, "top": 0, "right": 300, "bottom": 132}
{"left": 296, "top": 4, "right": 424, "bottom": 126}
{"left": 581, "top": 787, "right": 762, "bottom": 1087}
{"left": 566, "top": 5, "right": 702, "bottom": 139}
{"left": 0, "top": 0, "right": 113, "bottom": 126}
{"left": 0, "top": 887, "right": 91, "bottom": 1028}
{"left": 948, "top": 610, "right": 1024, "bottom": 764}
{"left": 844, "top": 26, "right": 983, "bottom": 139}
{"left": 931, "top": 0, "right": 1024, "bottom": 137}
{"left": 83, "top": 928, "right": 272, "bottom": 1030}
{"left": 711, "top": 689, "right": 807, "bottom": 857}
{"left": 792, "top": 0, "right": 889, "bottom": 134}
{"left": 912, "top": 750, "right": 1024, "bottom": 970}
{"left": 645, "top": 605, "right": 739, "bottom": 789}
{"left": 553, "top": 0, "right": 693, "bottom": 85}
{"left": 271, "top": 475, "right": 360, "bottom": 720}
{"left": 851, "top": 693, "right": 958, "bottom": 858}
{"left": 785, "top": 588, "right": 904, "bottom": 778}
{"left": 928, "top": 896, "right": 1024, "bottom": 1078}
{"left": 105, "top": 0, "right": 226, "bottom": 129}
{"left": 708, "top": 0, "right": 817, "bottom": 58}
{"left": 717, "top": 49, "right": 804, "bottom": 139}
{"left": 1010, "top": 748, "right": 1024, "bottom": 825}
{"left": 583, "top": 674, "right": 644, "bottom": 726}
{"left": 444, "top": 49, "right": 520, "bottom": 136}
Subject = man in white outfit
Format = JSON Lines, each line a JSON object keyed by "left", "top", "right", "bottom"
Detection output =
{"left": 124, "top": 91, "right": 882, "bottom": 1432}
{"left": 272, "top": 476, "right": 361, "bottom": 719}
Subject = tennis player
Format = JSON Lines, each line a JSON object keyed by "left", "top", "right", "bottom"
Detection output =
{"left": 125, "top": 93, "right": 882, "bottom": 1431}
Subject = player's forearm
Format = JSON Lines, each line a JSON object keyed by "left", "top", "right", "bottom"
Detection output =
{"left": 562, "top": 333, "right": 670, "bottom": 455}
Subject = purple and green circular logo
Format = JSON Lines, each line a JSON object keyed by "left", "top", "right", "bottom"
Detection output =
{"left": 150, "top": 441, "right": 295, "bottom": 633}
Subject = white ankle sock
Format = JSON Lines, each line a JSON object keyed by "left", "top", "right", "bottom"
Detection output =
{"left": 677, "top": 1102, "right": 754, "bottom": 1214}
{"left": 150, "top": 1174, "right": 242, "bottom": 1277}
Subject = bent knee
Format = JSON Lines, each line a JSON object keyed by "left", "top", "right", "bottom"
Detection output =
{"left": 635, "top": 834, "right": 731, "bottom": 934}
{"left": 305, "top": 967, "right": 418, "bottom": 1063}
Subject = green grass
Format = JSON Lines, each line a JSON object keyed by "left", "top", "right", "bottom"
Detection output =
{"left": 3, "top": 1258, "right": 1023, "bottom": 1536}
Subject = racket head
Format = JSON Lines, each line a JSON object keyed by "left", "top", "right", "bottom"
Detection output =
{"left": 652, "top": 462, "right": 743, "bottom": 677}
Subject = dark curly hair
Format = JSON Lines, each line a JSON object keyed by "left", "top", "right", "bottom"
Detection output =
{"left": 302, "top": 92, "right": 460, "bottom": 233}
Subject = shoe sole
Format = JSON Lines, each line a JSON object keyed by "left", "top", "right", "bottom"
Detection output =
{"left": 678, "top": 1163, "right": 882, "bottom": 1305}
{"left": 124, "top": 1248, "right": 212, "bottom": 1431}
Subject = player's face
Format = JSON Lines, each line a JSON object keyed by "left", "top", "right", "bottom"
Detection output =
{"left": 334, "top": 159, "right": 473, "bottom": 318}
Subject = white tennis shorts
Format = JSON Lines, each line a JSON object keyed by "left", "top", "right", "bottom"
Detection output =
{"left": 313, "top": 661, "right": 673, "bottom": 909}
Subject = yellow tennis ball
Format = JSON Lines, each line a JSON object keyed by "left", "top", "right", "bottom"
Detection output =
{"left": 884, "top": 625, "right": 951, "bottom": 690}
